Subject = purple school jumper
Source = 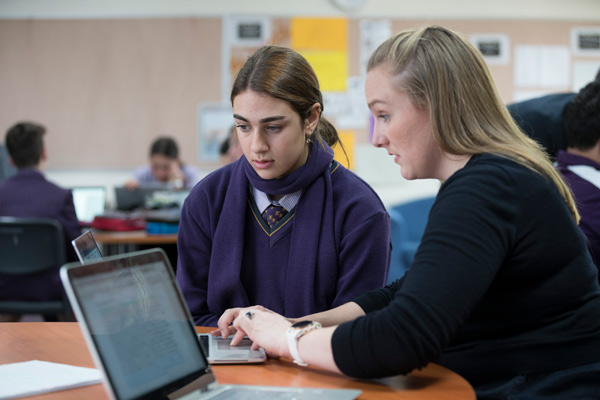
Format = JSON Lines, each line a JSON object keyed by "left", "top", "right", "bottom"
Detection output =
{"left": 556, "top": 150, "right": 600, "bottom": 272}
{"left": 176, "top": 142, "right": 391, "bottom": 326}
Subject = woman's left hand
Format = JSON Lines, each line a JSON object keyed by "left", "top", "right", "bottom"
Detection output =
{"left": 231, "top": 307, "right": 292, "bottom": 358}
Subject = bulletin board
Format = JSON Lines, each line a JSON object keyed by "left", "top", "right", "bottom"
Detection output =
{"left": 0, "top": 17, "right": 598, "bottom": 169}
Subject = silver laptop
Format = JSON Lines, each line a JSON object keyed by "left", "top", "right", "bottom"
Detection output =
{"left": 72, "top": 230, "right": 103, "bottom": 264}
{"left": 70, "top": 236, "right": 266, "bottom": 364}
{"left": 60, "top": 249, "right": 361, "bottom": 400}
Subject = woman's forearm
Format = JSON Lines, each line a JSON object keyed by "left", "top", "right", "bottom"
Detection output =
{"left": 293, "top": 302, "right": 365, "bottom": 327}
{"left": 295, "top": 326, "right": 341, "bottom": 373}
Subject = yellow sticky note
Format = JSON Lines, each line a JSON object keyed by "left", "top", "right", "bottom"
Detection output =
{"left": 302, "top": 51, "right": 347, "bottom": 92}
{"left": 332, "top": 130, "right": 355, "bottom": 170}
{"left": 291, "top": 18, "right": 347, "bottom": 51}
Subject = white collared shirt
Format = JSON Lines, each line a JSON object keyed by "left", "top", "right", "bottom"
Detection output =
{"left": 252, "top": 186, "right": 302, "bottom": 214}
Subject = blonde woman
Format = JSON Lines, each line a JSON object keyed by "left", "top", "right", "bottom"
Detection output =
{"left": 215, "top": 26, "right": 600, "bottom": 399}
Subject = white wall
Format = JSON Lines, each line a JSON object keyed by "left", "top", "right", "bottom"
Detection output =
{"left": 1, "top": 0, "right": 599, "bottom": 20}
{"left": 5, "top": 0, "right": 597, "bottom": 208}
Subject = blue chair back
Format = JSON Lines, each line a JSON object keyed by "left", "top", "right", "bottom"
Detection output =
{"left": 387, "top": 196, "right": 436, "bottom": 283}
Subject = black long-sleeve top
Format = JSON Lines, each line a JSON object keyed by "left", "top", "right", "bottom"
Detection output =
{"left": 332, "top": 154, "right": 600, "bottom": 389}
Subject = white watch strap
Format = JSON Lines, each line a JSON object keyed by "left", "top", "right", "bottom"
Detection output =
{"left": 286, "top": 322, "right": 322, "bottom": 366}
{"left": 287, "top": 330, "right": 306, "bottom": 366}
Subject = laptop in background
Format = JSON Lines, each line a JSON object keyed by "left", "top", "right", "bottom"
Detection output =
{"left": 113, "top": 187, "right": 160, "bottom": 211}
{"left": 114, "top": 186, "right": 190, "bottom": 211}
{"left": 72, "top": 230, "right": 103, "bottom": 263}
{"left": 60, "top": 249, "right": 360, "bottom": 400}
{"left": 71, "top": 186, "right": 107, "bottom": 226}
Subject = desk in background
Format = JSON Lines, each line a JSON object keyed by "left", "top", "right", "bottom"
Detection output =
{"left": 92, "top": 230, "right": 178, "bottom": 269}
{"left": 0, "top": 323, "right": 475, "bottom": 400}
{"left": 93, "top": 230, "right": 177, "bottom": 247}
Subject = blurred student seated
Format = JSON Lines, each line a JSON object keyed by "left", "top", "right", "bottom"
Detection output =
{"left": 125, "top": 136, "right": 200, "bottom": 190}
{"left": 0, "top": 121, "right": 81, "bottom": 321}
{"left": 557, "top": 77, "right": 600, "bottom": 273}
{"left": 507, "top": 68, "right": 600, "bottom": 160}
{"left": 219, "top": 125, "right": 244, "bottom": 166}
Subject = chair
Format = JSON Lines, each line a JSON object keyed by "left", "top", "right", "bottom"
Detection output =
{"left": 387, "top": 196, "right": 436, "bottom": 283}
{"left": 0, "top": 217, "right": 71, "bottom": 321}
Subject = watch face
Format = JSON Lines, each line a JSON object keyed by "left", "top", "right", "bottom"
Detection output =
{"left": 291, "top": 320, "right": 313, "bottom": 328}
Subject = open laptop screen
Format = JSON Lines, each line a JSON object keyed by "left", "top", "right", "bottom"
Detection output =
{"left": 61, "top": 250, "right": 209, "bottom": 400}
{"left": 71, "top": 186, "right": 106, "bottom": 224}
{"left": 72, "top": 230, "right": 103, "bottom": 263}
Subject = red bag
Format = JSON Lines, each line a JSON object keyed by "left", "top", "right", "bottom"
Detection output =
{"left": 91, "top": 215, "right": 146, "bottom": 231}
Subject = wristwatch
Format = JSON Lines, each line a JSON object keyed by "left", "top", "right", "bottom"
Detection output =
{"left": 285, "top": 320, "right": 322, "bottom": 366}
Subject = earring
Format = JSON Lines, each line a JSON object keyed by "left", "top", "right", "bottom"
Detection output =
{"left": 306, "top": 130, "right": 315, "bottom": 144}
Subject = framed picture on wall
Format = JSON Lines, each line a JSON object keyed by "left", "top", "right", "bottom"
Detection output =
{"left": 571, "top": 27, "right": 600, "bottom": 56}
{"left": 225, "top": 16, "right": 272, "bottom": 47}
{"left": 470, "top": 33, "right": 510, "bottom": 65}
{"left": 197, "top": 102, "right": 234, "bottom": 163}
{"left": 221, "top": 16, "right": 274, "bottom": 101}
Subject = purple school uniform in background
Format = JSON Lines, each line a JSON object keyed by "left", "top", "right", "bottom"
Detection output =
{"left": 556, "top": 150, "right": 600, "bottom": 273}
{"left": 0, "top": 168, "right": 81, "bottom": 301}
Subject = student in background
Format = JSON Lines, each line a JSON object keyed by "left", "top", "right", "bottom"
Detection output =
{"left": 219, "top": 125, "right": 244, "bottom": 166}
{"left": 177, "top": 45, "right": 391, "bottom": 327}
{"left": 125, "top": 136, "right": 200, "bottom": 190}
{"left": 507, "top": 92, "right": 575, "bottom": 159}
{"left": 0, "top": 121, "right": 81, "bottom": 320}
{"left": 215, "top": 26, "right": 600, "bottom": 399}
{"left": 218, "top": 133, "right": 231, "bottom": 165}
{"left": 557, "top": 78, "right": 600, "bottom": 272}
{"left": 508, "top": 68, "right": 600, "bottom": 160}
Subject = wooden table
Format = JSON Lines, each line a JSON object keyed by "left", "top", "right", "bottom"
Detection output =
{"left": 0, "top": 323, "right": 475, "bottom": 400}
{"left": 93, "top": 230, "right": 177, "bottom": 245}
{"left": 92, "top": 230, "right": 178, "bottom": 258}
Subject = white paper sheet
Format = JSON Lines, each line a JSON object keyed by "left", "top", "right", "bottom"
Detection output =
{"left": 359, "top": 19, "right": 392, "bottom": 77}
{"left": 573, "top": 60, "right": 600, "bottom": 91}
{"left": 514, "top": 45, "right": 570, "bottom": 88}
{"left": 0, "top": 360, "right": 102, "bottom": 400}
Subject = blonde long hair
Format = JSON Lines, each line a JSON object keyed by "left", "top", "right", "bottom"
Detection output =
{"left": 368, "top": 25, "right": 579, "bottom": 222}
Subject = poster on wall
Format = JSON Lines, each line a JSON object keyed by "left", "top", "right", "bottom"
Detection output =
{"left": 197, "top": 103, "right": 234, "bottom": 162}
{"left": 291, "top": 18, "right": 348, "bottom": 92}
{"left": 359, "top": 19, "right": 392, "bottom": 77}
{"left": 573, "top": 60, "right": 600, "bottom": 91}
{"left": 514, "top": 45, "right": 570, "bottom": 88}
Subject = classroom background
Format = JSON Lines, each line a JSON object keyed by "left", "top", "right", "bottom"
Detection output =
{"left": 1, "top": 0, "right": 600, "bottom": 207}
